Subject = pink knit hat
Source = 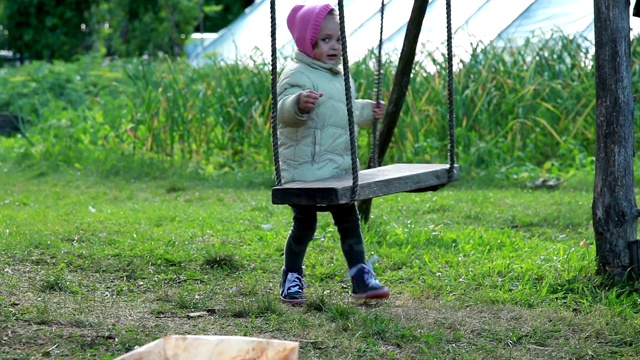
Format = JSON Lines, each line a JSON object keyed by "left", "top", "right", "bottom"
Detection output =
{"left": 287, "top": 4, "right": 335, "bottom": 58}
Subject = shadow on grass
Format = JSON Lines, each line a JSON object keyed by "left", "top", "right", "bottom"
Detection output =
{"left": 3, "top": 154, "right": 276, "bottom": 191}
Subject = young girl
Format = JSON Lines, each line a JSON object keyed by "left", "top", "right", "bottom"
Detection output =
{"left": 276, "top": 3, "right": 389, "bottom": 304}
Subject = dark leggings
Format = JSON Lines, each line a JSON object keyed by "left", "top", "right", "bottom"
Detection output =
{"left": 283, "top": 203, "right": 366, "bottom": 271}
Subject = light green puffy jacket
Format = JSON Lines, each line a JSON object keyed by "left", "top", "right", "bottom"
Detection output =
{"left": 276, "top": 52, "right": 375, "bottom": 184}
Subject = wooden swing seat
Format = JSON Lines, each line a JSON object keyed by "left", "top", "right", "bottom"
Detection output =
{"left": 272, "top": 163, "right": 460, "bottom": 205}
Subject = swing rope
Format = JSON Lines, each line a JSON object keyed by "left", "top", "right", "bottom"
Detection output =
{"left": 335, "top": 0, "right": 359, "bottom": 203}
{"left": 269, "top": 0, "right": 457, "bottom": 201}
{"left": 270, "top": 0, "right": 282, "bottom": 187}
{"left": 445, "top": 0, "right": 456, "bottom": 181}
{"left": 371, "top": 0, "right": 385, "bottom": 169}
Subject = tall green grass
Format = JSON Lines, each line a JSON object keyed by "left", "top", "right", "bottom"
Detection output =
{"left": 0, "top": 34, "right": 634, "bottom": 181}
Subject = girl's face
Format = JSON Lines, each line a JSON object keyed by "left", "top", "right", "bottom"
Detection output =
{"left": 312, "top": 14, "right": 342, "bottom": 65}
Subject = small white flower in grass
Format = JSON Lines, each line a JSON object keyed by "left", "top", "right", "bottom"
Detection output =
{"left": 89, "top": 205, "right": 96, "bottom": 213}
{"left": 261, "top": 224, "right": 272, "bottom": 230}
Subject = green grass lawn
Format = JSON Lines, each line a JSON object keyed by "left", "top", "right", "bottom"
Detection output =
{"left": 1, "top": 166, "right": 639, "bottom": 359}
{"left": 2, "top": 34, "right": 640, "bottom": 359}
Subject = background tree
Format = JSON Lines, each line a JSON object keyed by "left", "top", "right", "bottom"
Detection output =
{"left": 199, "top": 0, "right": 254, "bottom": 33}
{"left": 0, "top": 1, "right": 7, "bottom": 53}
{"left": 95, "top": 0, "right": 201, "bottom": 57}
{"left": 3, "top": 0, "right": 92, "bottom": 61}
{"left": 0, "top": 0, "right": 254, "bottom": 61}
{"left": 592, "top": 0, "right": 638, "bottom": 281}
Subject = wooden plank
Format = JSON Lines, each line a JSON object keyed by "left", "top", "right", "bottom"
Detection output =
{"left": 272, "top": 163, "right": 460, "bottom": 205}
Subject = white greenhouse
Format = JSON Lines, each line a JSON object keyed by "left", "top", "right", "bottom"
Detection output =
{"left": 187, "top": 0, "right": 640, "bottom": 67}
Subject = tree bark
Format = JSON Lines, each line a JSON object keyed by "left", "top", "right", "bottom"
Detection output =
{"left": 163, "top": 0, "right": 182, "bottom": 56}
{"left": 592, "top": 0, "right": 638, "bottom": 281}
{"left": 357, "top": 0, "right": 430, "bottom": 223}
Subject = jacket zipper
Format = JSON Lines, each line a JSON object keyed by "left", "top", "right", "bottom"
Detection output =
{"left": 311, "top": 131, "right": 317, "bottom": 165}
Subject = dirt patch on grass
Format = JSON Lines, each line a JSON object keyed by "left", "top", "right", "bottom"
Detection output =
{"left": 386, "top": 296, "right": 625, "bottom": 359}
{"left": 1, "top": 265, "right": 637, "bottom": 359}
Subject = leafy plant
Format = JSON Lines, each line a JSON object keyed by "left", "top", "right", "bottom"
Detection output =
{"left": 0, "top": 0, "right": 255, "bottom": 60}
{"left": 1, "top": 33, "right": 639, "bottom": 184}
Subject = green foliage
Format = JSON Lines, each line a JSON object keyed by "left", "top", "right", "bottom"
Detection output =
{"left": 200, "top": 0, "right": 256, "bottom": 33}
{"left": 0, "top": 0, "right": 254, "bottom": 60}
{"left": 346, "top": 34, "right": 600, "bottom": 184}
{"left": 0, "top": 33, "right": 617, "bottom": 183}
{"left": 95, "top": 0, "right": 202, "bottom": 57}
{"left": 3, "top": 0, "right": 92, "bottom": 61}
{"left": 0, "top": 2, "right": 7, "bottom": 52}
{"left": 454, "top": 35, "right": 596, "bottom": 179}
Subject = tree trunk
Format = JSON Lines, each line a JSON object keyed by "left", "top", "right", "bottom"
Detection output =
{"left": 357, "top": 0, "right": 430, "bottom": 223}
{"left": 592, "top": 0, "right": 638, "bottom": 281}
{"left": 163, "top": 0, "right": 182, "bottom": 56}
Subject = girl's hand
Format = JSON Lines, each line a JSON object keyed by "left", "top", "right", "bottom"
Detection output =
{"left": 373, "top": 102, "right": 385, "bottom": 119}
{"left": 298, "top": 90, "right": 323, "bottom": 113}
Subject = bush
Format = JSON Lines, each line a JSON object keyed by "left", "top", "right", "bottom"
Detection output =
{"left": 0, "top": 33, "right": 634, "bottom": 182}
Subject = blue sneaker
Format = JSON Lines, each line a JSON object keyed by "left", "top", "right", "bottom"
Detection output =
{"left": 349, "top": 257, "right": 390, "bottom": 300}
{"left": 280, "top": 268, "right": 306, "bottom": 304}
